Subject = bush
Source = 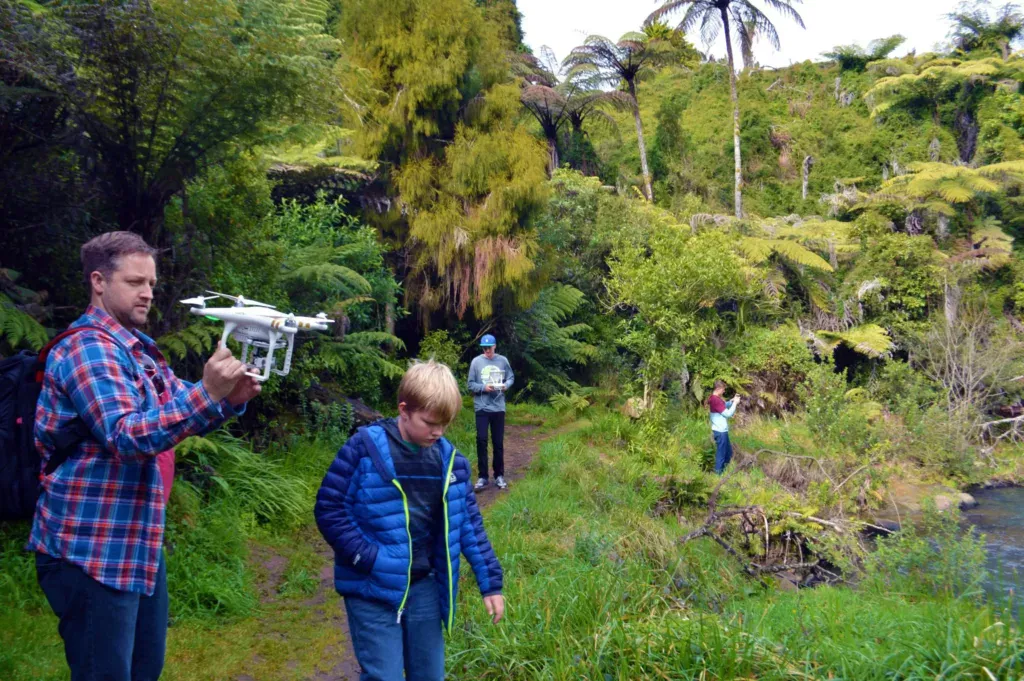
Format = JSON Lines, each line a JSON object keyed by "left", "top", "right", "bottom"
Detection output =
{"left": 418, "top": 329, "right": 467, "bottom": 380}
{"left": 732, "top": 324, "right": 815, "bottom": 412}
{"left": 869, "top": 360, "right": 941, "bottom": 424}
{"left": 176, "top": 432, "right": 311, "bottom": 527}
{"left": 863, "top": 504, "right": 987, "bottom": 598}
{"left": 799, "top": 360, "right": 849, "bottom": 445}
{"left": 305, "top": 398, "right": 355, "bottom": 443}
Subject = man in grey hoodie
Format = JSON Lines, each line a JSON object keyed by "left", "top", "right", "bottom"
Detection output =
{"left": 467, "top": 334, "right": 514, "bottom": 490}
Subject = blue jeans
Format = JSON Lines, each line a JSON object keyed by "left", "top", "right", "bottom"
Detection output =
{"left": 713, "top": 430, "right": 733, "bottom": 474}
{"left": 36, "top": 550, "right": 168, "bottom": 681}
{"left": 343, "top": 575, "right": 445, "bottom": 681}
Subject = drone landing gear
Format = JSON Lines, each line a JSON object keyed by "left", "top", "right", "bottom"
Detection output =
{"left": 239, "top": 330, "right": 296, "bottom": 382}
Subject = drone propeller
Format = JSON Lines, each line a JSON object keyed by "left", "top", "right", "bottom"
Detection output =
{"left": 180, "top": 294, "right": 221, "bottom": 308}
{"left": 204, "top": 290, "right": 276, "bottom": 309}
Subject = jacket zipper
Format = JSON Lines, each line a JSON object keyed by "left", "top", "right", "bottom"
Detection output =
{"left": 392, "top": 480, "right": 412, "bottom": 623}
{"left": 441, "top": 451, "right": 457, "bottom": 630}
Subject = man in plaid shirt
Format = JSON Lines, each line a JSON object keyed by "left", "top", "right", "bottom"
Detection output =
{"left": 29, "top": 231, "right": 261, "bottom": 681}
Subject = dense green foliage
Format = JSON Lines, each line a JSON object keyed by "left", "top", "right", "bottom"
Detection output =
{"left": 5, "top": 0, "right": 1024, "bottom": 677}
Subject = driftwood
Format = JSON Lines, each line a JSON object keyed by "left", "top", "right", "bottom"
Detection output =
{"left": 980, "top": 413, "right": 1024, "bottom": 443}
{"left": 679, "top": 465, "right": 836, "bottom": 583}
{"left": 678, "top": 459, "right": 876, "bottom": 586}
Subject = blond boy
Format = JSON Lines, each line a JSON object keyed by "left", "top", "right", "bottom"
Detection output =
{"left": 315, "top": 360, "right": 504, "bottom": 681}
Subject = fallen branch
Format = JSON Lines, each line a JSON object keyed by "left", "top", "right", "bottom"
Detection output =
{"left": 812, "top": 564, "right": 846, "bottom": 585}
{"left": 784, "top": 512, "right": 846, "bottom": 533}
{"left": 834, "top": 464, "right": 868, "bottom": 492}
{"left": 753, "top": 448, "right": 835, "bottom": 485}
{"left": 752, "top": 561, "right": 818, "bottom": 575}
{"left": 980, "top": 414, "right": 1024, "bottom": 429}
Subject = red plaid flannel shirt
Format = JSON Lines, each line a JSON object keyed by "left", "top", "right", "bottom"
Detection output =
{"left": 29, "top": 306, "right": 239, "bottom": 595}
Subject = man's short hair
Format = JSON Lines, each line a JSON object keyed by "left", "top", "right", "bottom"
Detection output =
{"left": 81, "top": 231, "right": 158, "bottom": 283}
{"left": 398, "top": 359, "right": 462, "bottom": 425}
{"left": 713, "top": 379, "right": 727, "bottom": 391}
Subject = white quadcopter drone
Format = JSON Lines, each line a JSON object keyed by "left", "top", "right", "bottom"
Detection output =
{"left": 180, "top": 291, "right": 334, "bottom": 382}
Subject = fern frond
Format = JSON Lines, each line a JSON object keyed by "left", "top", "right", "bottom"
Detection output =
{"left": 0, "top": 298, "right": 48, "bottom": 351}
{"left": 343, "top": 331, "right": 406, "bottom": 351}
{"left": 816, "top": 324, "right": 893, "bottom": 358}
{"left": 771, "top": 240, "right": 835, "bottom": 272}
{"left": 737, "top": 237, "right": 775, "bottom": 263}
{"left": 157, "top": 323, "right": 219, "bottom": 361}
{"left": 283, "top": 263, "right": 372, "bottom": 296}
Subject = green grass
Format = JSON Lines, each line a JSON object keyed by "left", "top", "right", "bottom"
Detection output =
{"left": 444, "top": 410, "right": 1024, "bottom": 680}
{"left": 0, "top": 404, "right": 557, "bottom": 680}
{"left": 3, "top": 405, "right": 1022, "bottom": 680}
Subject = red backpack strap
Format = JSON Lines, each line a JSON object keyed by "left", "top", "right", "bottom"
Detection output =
{"left": 34, "top": 325, "right": 120, "bottom": 382}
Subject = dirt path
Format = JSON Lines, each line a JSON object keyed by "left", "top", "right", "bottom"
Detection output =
{"left": 238, "top": 423, "right": 549, "bottom": 681}
{"left": 472, "top": 423, "right": 542, "bottom": 509}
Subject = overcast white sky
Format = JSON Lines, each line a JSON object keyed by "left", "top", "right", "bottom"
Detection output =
{"left": 518, "top": 0, "right": 967, "bottom": 69}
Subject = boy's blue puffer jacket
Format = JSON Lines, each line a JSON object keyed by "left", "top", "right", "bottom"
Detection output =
{"left": 314, "top": 422, "right": 503, "bottom": 628}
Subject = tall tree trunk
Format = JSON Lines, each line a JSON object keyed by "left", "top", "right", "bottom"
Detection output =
{"left": 802, "top": 155, "right": 814, "bottom": 200}
{"left": 955, "top": 83, "right": 979, "bottom": 164}
{"left": 384, "top": 300, "right": 396, "bottom": 351}
{"left": 722, "top": 8, "right": 743, "bottom": 218}
{"left": 547, "top": 136, "right": 559, "bottom": 175}
{"left": 629, "top": 82, "right": 653, "bottom": 202}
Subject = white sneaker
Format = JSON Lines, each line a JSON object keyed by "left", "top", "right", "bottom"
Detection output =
{"left": 474, "top": 477, "right": 489, "bottom": 490}
{"left": 495, "top": 475, "right": 508, "bottom": 490}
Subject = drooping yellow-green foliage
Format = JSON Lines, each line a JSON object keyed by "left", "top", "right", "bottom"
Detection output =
{"left": 338, "top": 0, "right": 549, "bottom": 318}
{"left": 398, "top": 85, "right": 550, "bottom": 317}
{"left": 339, "top": 0, "right": 507, "bottom": 162}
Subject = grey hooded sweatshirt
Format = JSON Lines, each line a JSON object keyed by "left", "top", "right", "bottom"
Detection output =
{"left": 467, "top": 354, "right": 514, "bottom": 412}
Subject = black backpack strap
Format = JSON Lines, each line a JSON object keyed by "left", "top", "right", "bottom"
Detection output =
{"left": 38, "top": 325, "right": 126, "bottom": 476}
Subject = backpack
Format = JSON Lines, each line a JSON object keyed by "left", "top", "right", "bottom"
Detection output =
{"left": 0, "top": 326, "right": 113, "bottom": 520}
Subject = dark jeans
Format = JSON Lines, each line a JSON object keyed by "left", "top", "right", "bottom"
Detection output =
{"left": 713, "top": 430, "right": 733, "bottom": 474}
{"left": 343, "top": 575, "right": 444, "bottom": 681}
{"left": 36, "top": 550, "right": 168, "bottom": 681}
{"left": 475, "top": 410, "right": 505, "bottom": 479}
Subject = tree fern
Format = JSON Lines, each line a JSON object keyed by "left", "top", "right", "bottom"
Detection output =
{"left": 315, "top": 337, "right": 406, "bottom": 380}
{"left": 0, "top": 294, "right": 48, "bottom": 352}
{"left": 769, "top": 239, "right": 835, "bottom": 272}
{"left": 282, "top": 262, "right": 372, "bottom": 298}
{"left": 512, "top": 283, "right": 598, "bottom": 397}
{"left": 736, "top": 236, "right": 834, "bottom": 297}
{"left": 343, "top": 331, "right": 406, "bottom": 351}
{"left": 814, "top": 324, "right": 893, "bottom": 359}
{"left": 156, "top": 323, "right": 220, "bottom": 362}
{"left": 951, "top": 218, "right": 1015, "bottom": 270}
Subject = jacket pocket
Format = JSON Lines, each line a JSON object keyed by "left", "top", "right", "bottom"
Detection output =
{"left": 348, "top": 538, "right": 379, "bottom": 576}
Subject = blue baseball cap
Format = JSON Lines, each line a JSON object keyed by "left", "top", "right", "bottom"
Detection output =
{"left": 480, "top": 334, "right": 496, "bottom": 347}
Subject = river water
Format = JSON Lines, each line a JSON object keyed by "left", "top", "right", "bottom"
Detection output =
{"left": 962, "top": 486, "right": 1024, "bottom": 610}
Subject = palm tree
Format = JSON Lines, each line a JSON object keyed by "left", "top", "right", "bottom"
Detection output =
{"left": 647, "top": 0, "right": 805, "bottom": 218}
{"left": 564, "top": 33, "right": 670, "bottom": 201}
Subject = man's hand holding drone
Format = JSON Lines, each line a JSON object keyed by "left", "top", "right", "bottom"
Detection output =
{"left": 203, "top": 344, "right": 262, "bottom": 405}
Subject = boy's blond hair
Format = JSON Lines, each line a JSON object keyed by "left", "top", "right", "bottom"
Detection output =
{"left": 398, "top": 359, "right": 462, "bottom": 424}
